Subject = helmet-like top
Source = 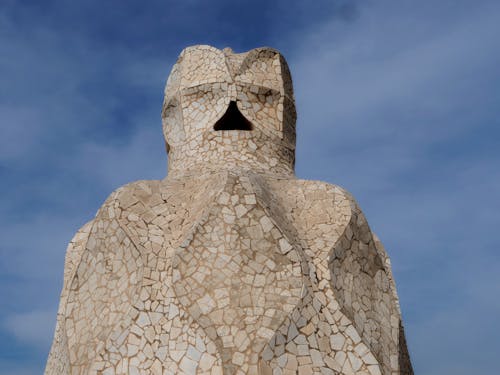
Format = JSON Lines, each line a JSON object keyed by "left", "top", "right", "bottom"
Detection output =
{"left": 162, "top": 45, "right": 296, "bottom": 176}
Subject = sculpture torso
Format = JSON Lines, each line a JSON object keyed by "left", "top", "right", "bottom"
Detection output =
{"left": 46, "top": 46, "right": 412, "bottom": 375}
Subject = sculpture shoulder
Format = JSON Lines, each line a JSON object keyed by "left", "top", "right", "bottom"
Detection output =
{"left": 282, "top": 178, "right": 361, "bottom": 219}
{"left": 62, "top": 179, "right": 162, "bottom": 263}
{"left": 65, "top": 220, "right": 93, "bottom": 259}
{"left": 262, "top": 177, "right": 384, "bottom": 258}
{"left": 98, "top": 179, "right": 163, "bottom": 212}
{"left": 290, "top": 178, "right": 398, "bottom": 293}
{"left": 295, "top": 178, "right": 381, "bottom": 244}
{"left": 61, "top": 220, "right": 93, "bottom": 293}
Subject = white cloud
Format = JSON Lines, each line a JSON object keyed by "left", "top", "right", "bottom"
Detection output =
{"left": 291, "top": 1, "right": 500, "bottom": 145}
{"left": 77, "top": 116, "right": 167, "bottom": 189}
{"left": 3, "top": 309, "right": 56, "bottom": 350}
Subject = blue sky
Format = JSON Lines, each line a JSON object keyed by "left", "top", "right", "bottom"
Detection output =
{"left": 1, "top": 0, "right": 499, "bottom": 373}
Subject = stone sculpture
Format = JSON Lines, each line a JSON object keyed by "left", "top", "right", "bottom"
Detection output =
{"left": 46, "top": 45, "right": 413, "bottom": 375}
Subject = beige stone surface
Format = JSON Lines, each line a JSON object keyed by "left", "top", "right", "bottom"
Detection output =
{"left": 45, "top": 45, "right": 413, "bottom": 375}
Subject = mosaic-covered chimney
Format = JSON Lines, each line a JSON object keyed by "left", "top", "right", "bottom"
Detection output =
{"left": 46, "top": 45, "right": 413, "bottom": 375}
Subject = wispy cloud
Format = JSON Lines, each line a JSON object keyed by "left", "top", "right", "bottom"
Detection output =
{"left": 3, "top": 309, "right": 56, "bottom": 350}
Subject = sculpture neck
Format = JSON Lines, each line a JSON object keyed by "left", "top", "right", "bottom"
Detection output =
{"left": 166, "top": 129, "right": 295, "bottom": 178}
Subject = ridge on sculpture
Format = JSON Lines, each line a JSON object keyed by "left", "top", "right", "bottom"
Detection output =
{"left": 46, "top": 45, "right": 413, "bottom": 375}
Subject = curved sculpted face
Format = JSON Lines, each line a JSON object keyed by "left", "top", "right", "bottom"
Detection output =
{"left": 162, "top": 45, "right": 297, "bottom": 176}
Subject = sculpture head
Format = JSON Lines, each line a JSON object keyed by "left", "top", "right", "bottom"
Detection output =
{"left": 162, "top": 45, "right": 296, "bottom": 176}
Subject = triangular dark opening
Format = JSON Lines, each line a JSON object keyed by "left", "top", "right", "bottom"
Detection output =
{"left": 213, "top": 101, "right": 253, "bottom": 131}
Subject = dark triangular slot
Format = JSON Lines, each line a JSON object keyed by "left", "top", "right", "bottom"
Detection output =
{"left": 214, "top": 101, "right": 253, "bottom": 131}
